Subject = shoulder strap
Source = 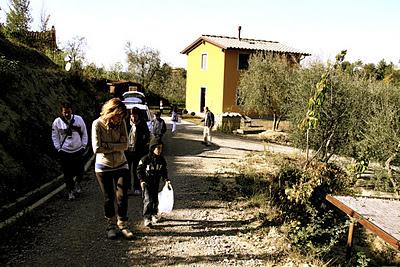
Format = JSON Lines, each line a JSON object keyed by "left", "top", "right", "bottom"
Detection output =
{"left": 59, "top": 115, "right": 75, "bottom": 149}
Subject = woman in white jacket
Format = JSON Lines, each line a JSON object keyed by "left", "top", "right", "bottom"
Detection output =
{"left": 92, "top": 98, "right": 133, "bottom": 240}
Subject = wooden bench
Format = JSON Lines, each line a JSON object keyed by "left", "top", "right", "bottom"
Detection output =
{"left": 326, "top": 195, "right": 400, "bottom": 258}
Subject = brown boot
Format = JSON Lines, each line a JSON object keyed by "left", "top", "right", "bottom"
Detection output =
{"left": 106, "top": 216, "right": 118, "bottom": 239}
{"left": 117, "top": 218, "right": 134, "bottom": 239}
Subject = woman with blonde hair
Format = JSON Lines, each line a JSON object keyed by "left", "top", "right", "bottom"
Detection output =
{"left": 92, "top": 98, "right": 133, "bottom": 239}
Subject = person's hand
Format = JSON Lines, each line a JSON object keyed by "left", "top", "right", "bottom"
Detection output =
{"left": 140, "top": 182, "right": 146, "bottom": 191}
{"left": 166, "top": 180, "right": 172, "bottom": 190}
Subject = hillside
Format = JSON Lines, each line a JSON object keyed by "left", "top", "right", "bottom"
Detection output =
{"left": 0, "top": 37, "right": 98, "bottom": 206}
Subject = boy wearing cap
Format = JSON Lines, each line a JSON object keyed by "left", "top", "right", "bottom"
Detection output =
{"left": 137, "top": 137, "right": 171, "bottom": 227}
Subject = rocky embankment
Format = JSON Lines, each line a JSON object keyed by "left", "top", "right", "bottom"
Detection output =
{"left": 0, "top": 36, "right": 98, "bottom": 206}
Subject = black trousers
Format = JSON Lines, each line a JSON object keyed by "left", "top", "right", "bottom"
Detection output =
{"left": 95, "top": 169, "right": 129, "bottom": 220}
{"left": 125, "top": 150, "right": 147, "bottom": 191}
{"left": 58, "top": 149, "right": 85, "bottom": 192}
{"left": 142, "top": 182, "right": 160, "bottom": 219}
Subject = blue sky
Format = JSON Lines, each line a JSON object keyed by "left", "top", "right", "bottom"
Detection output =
{"left": 1, "top": 0, "right": 399, "bottom": 69}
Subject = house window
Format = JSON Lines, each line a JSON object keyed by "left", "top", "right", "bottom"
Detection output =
{"left": 200, "top": 87, "right": 206, "bottom": 112}
{"left": 201, "top": 53, "right": 207, "bottom": 70}
{"left": 238, "top": 53, "right": 250, "bottom": 70}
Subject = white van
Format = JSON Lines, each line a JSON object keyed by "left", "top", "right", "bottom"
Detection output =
{"left": 122, "top": 91, "right": 147, "bottom": 105}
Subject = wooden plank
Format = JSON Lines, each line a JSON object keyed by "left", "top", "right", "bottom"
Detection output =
{"left": 326, "top": 195, "right": 400, "bottom": 250}
{"left": 346, "top": 219, "right": 356, "bottom": 259}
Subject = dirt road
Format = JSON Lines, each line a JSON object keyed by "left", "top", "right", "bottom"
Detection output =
{"left": 1, "top": 117, "right": 280, "bottom": 266}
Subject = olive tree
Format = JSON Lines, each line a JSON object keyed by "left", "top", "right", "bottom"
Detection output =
{"left": 153, "top": 65, "right": 186, "bottom": 105}
{"left": 165, "top": 67, "right": 186, "bottom": 105}
{"left": 125, "top": 43, "right": 161, "bottom": 94}
{"left": 290, "top": 51, "right": 371, "bottom": 164}
{"left": 356, "top": 82, "right": 400, "bottom": 193}
{"left": 237, "top": 52, "right": 298, "bottom": 131}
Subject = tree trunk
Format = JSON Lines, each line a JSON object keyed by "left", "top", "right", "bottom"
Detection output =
{"left": 272, "top": 113, "right": 282, "bottom": 131}
{"left": 275, "top": 116, "right": 281, "bottom": 131}
{"left": 305, "top": 129, "right": 310, "bottom": 165}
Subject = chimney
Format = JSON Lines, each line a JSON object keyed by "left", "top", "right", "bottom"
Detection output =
{"left": 238, "top": 26, "right": 241, "bottom": 40}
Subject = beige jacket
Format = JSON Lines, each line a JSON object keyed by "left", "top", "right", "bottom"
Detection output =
{"left": 92, "top": 118, "right": 128, "bottom": 169}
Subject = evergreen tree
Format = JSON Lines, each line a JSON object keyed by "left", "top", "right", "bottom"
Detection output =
{"left": 5, "top": 0, "right": 32, "bottom": 33}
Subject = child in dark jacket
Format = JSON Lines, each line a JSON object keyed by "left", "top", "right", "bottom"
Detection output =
{"left": 137, "top": 137, "right": 170, "bottom": 227}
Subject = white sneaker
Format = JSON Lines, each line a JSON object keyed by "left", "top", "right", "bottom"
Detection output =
{"left": 144, "top": 218, "right": 152, "bottom": 227}
{"left": 151, "top": 215, "right": 159, "bottom": 224}
{"left": 68, "top": 191, "right": 75, "bottom": 201}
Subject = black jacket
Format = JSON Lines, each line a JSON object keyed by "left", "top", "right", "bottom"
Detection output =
{"left": 127, "top": 118, "right": 150, "bottom": 154}
{"left": 137, "top": 137, "right": 169, "bottom": 186}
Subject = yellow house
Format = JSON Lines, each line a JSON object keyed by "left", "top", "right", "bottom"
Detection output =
{"left": 181, "top": 33, "right": 310, "bottom": 115}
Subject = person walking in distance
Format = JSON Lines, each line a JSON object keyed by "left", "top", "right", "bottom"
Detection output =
{"left": 159, "top": 99, "right": 164, "bottom": 114}
{"left": 170, "top": 106, "right": 178, "bottom": 134}
{"left": 125, "top": 107, "right": 150, "bottom": 195}
{"left": 151, "top": 111, "right": 167, "bottom": 140}
{"left": 51, "top": 102, "right": 88, "bottom": 201}
{"left": 92, "top": 98, "right": 133, "bottom": 239}
{"left": 137, "top": 137, "right": 171, "bottom": 227}
{"left": 202, "top": 107, "right": 214, "bottom": 146}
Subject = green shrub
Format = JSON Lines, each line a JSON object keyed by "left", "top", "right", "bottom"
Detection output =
{"left": 371, "top": 169, "right": 395, "bottom": 192}
{"left": 235, "top": 159, "right": 353, "bottom": 255}
{"left": 276, "top": 162, "right": 352, "bottom": 254}
{"left": 0, "top": 55, "right": 18, "bottom": 72}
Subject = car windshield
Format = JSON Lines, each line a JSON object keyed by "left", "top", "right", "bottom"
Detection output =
{"left": 124, "top": 96, "right": 142, "bottom": 103}
{"left": 123, "top": 92, "right": 146, "bottom": 104}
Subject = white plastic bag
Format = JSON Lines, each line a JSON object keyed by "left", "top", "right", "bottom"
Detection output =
{"left": 158, "top": 182, "right": 174, "bottom": 213}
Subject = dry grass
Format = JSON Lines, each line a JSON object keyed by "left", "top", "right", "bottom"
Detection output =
{"left": 182, "top": 114, "right": 291, "bottom": 131}
{"left": 243, "top": 119, "right": 291, "bottom": 132}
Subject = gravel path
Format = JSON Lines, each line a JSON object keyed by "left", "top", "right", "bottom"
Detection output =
{"left": 1, "top": 117, "right": 283, "bottom": 266}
